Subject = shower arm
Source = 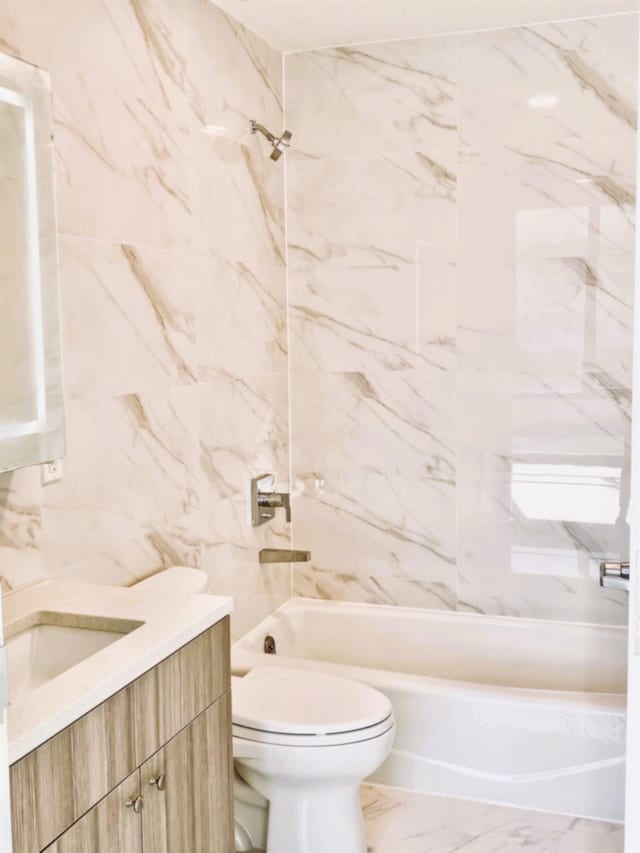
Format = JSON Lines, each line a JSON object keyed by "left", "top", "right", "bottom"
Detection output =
{"left": 250, "top": 120, "right": 278, "bottom": 145}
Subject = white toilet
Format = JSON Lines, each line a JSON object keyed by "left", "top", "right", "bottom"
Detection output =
{"left": 232, "top": 666, "right": 395, "bottom": 853}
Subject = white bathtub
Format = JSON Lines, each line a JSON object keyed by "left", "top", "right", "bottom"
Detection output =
{"left": 232, "top": 598, "right": 628, "bottom": 822}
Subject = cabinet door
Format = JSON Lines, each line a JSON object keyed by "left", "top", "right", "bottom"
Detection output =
{"left": 43, "top": 770, "right": 143, "bottom": 853}
{"left": 141, "top": 693, "right": 234, "bottom": 853}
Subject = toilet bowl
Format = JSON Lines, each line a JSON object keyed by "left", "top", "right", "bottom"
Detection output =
{"left": 232, "top": 666, "right": 395, "bottom": 853}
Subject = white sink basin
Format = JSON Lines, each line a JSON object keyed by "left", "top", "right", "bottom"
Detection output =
{"left": 7, "top": 620, "right": 140, "bottom": 705}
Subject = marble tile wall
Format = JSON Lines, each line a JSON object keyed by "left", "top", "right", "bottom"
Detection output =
{"left": 0, "top": 0, "right": 290, "bottom": 641}
{"left": 285, "top": 14, "right": 638, "bottom": 624}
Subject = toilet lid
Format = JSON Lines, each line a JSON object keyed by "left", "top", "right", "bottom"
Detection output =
{"left": 232, "top": 666, "right": 393, "bottom": 736}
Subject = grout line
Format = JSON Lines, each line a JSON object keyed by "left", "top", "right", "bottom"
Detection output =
{"left": 281, "top": 51, "right": 296, "bottom": 601}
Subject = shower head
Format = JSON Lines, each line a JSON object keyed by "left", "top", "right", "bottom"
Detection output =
{"left": 251, "top": 120, "right": 292, "bottom": 162}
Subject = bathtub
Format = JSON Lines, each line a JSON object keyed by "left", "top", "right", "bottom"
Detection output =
{"left": 232, "top": 598, "right": 628, "bottom": 822}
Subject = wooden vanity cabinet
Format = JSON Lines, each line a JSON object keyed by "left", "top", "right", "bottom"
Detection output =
{"left": 10, "top": 617, "right": 233, "bottom": 853}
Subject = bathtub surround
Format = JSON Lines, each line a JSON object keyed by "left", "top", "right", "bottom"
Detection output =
{"left": 234, "top": 598, "right": 627, "bottom": 820}
{"left": 0, "top": 0, "right": 289, "bottom": 641}
{"left": 286, "top": 14, "right": 638, "bottom": 625}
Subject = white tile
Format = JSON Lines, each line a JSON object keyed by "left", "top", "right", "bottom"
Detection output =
{"left": 286, "top": 36, "right": 458, "bottom": 160}
{"left": 460, "top": 15, "right": 638, "bottom": 147}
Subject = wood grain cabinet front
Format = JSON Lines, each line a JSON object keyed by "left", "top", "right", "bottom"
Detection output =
{"left": 10, "top": 617, "right": 232, "bottom": 853}
{"left": 141, "top": 694, "right": 234, "bottom": 853}
{"left": 42, "top": 771, "right": 143, "bottom": 853}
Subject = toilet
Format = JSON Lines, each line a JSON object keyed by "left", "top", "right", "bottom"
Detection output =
{"left": 231, "top": 666, "right": 395, "bottom": 853}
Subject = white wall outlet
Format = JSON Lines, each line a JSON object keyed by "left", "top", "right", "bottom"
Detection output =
{"left": 42, "top": 458, "right": 63, "bottom": 485}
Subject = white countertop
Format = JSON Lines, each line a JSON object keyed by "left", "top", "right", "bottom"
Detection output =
{"left": 4, "top": 568, "right": 232, "bottom": 764}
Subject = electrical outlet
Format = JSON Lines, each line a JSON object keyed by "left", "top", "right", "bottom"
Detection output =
{"left": 42, "top": 458, "right": 63, "bottom": 485}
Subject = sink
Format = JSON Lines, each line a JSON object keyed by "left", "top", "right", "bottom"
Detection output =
{"left": 6, "top": 616, "right": 142, "bottom": 705}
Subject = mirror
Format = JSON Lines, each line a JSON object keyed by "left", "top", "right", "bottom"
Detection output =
{"left": 0, "top": 53, "right": 64, "bottom": 473}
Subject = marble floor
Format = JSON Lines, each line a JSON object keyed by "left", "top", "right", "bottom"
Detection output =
{"left": 362, "top": 785, "right": 624, "bottom": 853}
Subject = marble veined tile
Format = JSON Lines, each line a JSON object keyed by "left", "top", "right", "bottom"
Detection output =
{"left": 288, "top": 259, "right": 456, "bottom": 373}
{"left": 0, "top": 0, "right": 20, "bottom": 58}
{"left": 46, "top": 515, "right": 203, "bottom": 587}
{"left": 20, "top": 0, "right": 193, "bottom": 248}
{"left": 198, "top": 257, "right": 287, "bottom": 381}
{"left": 285, "top": 35, "right": 458, "bottom": 160}
{"left": 362, "top": 784, "right": 624, "bottom": 853}
{"left": 287, "top": 149, "right": 457, "bottom": 269}
{"left": 179, "top": 498, "right": 291, "bottom": 641}
{"left": 460, "top": 14, "right": 638, "bottom": 147}
{"left": 190, "top": 127, "right": 285, "bottom": 269}
{"left": 457, "top": 253, "right": 634, "bottom": 377}
{"left": 291, "top": 369, "right": 455, "bottom": 482}
{"left": 362, "top": 785, "right": 408, "bottom": 853}
{"left": 292, "top": 475, "right": 457, "bottom": 610}
{"left": 459, "top": 135, "right": 636, "bottom": 260}
{"left": 41, "top": 386, "right": 200, "bottom": 571}
{"left": 60, "top": 237, "right": 197, "bottom": 400}
{"left": 456, "top": 367, "right": 630, "bottom": 624}
{"left": 198, "top": 372, "right": 289, "bottom": 508}
{"left": 0, "top": 467, "right": 43, "bottom": 589}
{"left": 186, "top": 0, "right": 282, "bottom": 136}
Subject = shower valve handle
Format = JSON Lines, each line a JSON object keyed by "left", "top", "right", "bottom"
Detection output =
{"left": 600, "top": 561, "right": 630, "bottom": 591}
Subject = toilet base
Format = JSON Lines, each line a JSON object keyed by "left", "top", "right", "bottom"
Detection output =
{"left": 233, "top": 714, "right": 395, "bottom": 852}
{"left": 234, "top": 771, "right": 268, "bottom": 852}
{"left": 239, "top": 766, "right": 367, "bottom": 853}
{"left": 268, "top": 783, "right": 366, "bottom": 853}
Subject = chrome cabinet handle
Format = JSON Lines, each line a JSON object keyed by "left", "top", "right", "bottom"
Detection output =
{"left": 149, "top": 772, "right": 167, "bottom": 791}
{"left": 126, "top": 795, "right": 144, "bottom": 813}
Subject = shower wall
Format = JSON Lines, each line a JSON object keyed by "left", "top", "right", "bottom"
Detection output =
{"left": 0, "top": 0, "right": 290, "bottom": 641}
{"left": 286, "top": 14, "right": 638, "bottom": 624}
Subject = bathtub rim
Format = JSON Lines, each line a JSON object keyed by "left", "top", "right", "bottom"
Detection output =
{"left": 232, "top": 597, "right": 627, "bottom": 715}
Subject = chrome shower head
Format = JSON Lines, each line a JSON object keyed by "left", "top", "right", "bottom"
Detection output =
{"left": 251, "top": 120, "right": 292, "bottom": 162}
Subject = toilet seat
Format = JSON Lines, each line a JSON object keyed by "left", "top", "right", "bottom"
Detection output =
{"left": 232, "top": 666, "right": 393, "bottom": 746}
{"left": 233, "top": 713, "right": 394, "bottom": 748}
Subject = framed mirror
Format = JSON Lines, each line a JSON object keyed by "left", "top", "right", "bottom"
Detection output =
{"left": 0, "top": 53, "right": 64, "bottom": 473}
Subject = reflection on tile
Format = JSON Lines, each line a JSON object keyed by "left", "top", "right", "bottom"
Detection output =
{"left": 460, "top": 15, "right": 638, "bottom": 147}
{"left": 362, "top": 785, "right": 624, "bottom": 853}
{"left": 458, "top": 255, "right": 634, "bottom": 377}
{"left": 456, "top": 366, "right": 630, "bottom": 623}
{"left": 286, "top": 13, "right": 637, "bottom": 627}
{"left": 286, "top": 36, "right": 458, "bottom": 160}
{"left": 459, "top": 136, "right": 636, "bottom": 259}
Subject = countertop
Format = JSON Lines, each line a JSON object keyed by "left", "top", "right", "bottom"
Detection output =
{"left": 4, "top": 568, "right": 232, "bottom": 763}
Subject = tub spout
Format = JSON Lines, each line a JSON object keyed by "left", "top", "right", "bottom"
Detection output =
{"left": 259, "top": 549, "right": 311, "bottom": 564}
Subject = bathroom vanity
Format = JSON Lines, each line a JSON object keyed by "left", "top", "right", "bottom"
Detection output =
{"left": 5, "top": 569, "right": 233, "bottom": 853}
